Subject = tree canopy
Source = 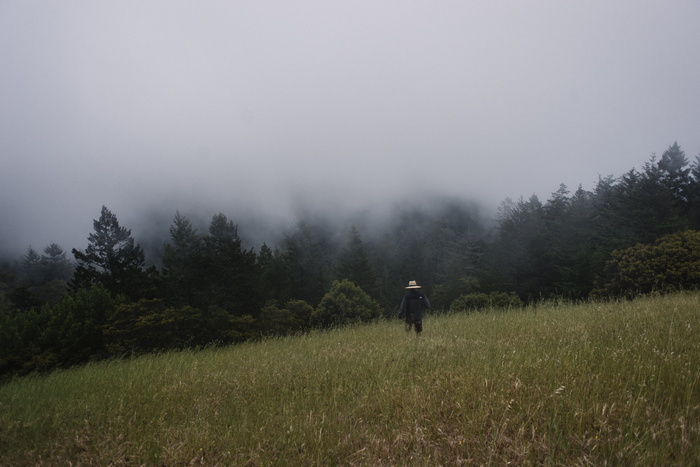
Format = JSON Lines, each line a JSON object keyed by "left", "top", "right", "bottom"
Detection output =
{"left": 71, "top": 206, "right": 152, "bottom": 300}
{"left": 4, "top": 141, "right": 700, "bottom": 378}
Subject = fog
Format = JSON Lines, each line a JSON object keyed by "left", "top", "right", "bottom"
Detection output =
{"left": 1, "top": 1, "right": 699, "bottom": 259}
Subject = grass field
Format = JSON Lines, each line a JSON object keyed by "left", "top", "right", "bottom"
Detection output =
{"left": 1, "top": 293, "right": 699, "bottom": 465}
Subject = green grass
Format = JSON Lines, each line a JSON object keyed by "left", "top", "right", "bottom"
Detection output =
{"left": 1, "top": 293, "right": 699, "bottom": 465}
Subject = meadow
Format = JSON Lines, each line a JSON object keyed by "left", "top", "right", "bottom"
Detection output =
{"left": 1, "top": 293, "right": 699, "bottom": 466}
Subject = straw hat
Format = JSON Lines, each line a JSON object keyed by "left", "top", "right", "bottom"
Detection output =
{"left": 405, "top": 280, "right": 422, "bottom": 289}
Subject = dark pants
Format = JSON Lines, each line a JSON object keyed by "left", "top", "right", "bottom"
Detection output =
{"left": 405, "top": 319, "right": 422, "bottom": 334}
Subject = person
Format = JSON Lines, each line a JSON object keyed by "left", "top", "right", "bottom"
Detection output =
{"left": 398, "top": 280, "right": 430, "bottom": 336}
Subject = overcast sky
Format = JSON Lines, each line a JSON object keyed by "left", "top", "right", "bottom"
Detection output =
{"left": 1, "top": 1, "right": 699, "bottom": 257}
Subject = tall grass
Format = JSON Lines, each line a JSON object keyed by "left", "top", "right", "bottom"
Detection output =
{"left": 1, "top": 293, "right": 699, "bottom": 465}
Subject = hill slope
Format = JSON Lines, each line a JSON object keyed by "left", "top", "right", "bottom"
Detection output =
{"left": 1, "top": 293, "right": 699, "bottom": 465}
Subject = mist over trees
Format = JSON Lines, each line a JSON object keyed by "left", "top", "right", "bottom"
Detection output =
{"left": 3, "top": 142, "right": 700, "bottom": 377}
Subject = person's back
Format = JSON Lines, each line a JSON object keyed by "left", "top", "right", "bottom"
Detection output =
{"left": 404, "top": 289, "right": 427, "bottom": 322}
{"left": 399, "top": 281, "right": 430, "bottom": 335}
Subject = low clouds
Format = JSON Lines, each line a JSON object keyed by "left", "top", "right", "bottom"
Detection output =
{"left": 1, "top": 1, "right": 699, "bottom": 257}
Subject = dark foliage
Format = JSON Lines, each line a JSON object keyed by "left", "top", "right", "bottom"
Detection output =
{"left": 72, "top": 206, "right": 155, "bottom": 301}
{"left": 450, "top": 291, "right": 523, "bottom": 312}
{"left": 3, "top": 141, "right": 700, "bottom": 379}
{"left": 103, "top": 299, "right": 230, "bottom": 355}
{"left": 594, "top": 230, "right": 700, "bottom": 298}
{"left": 311, "top": 280, "right": 381, "bottom": 328}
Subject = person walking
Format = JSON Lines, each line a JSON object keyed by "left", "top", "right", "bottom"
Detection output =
{"left": 398, "top": 280, "right": 430, "bottom": 336}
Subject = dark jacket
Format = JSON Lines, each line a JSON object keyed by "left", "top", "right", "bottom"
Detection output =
{"left": 398, "top": 289, "right": 430, "bottom": 322}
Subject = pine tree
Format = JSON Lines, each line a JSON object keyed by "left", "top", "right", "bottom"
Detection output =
{"left": 334, "top": 226, "right": 380, "bottom": 299}
{"left": 257, "top": 242, "right": 292, "bottom": 304}
{"left": 283, "top": 219, "right": 333, "bottom": 305}
{"left": 658, "top": 142, "right": 691, "bottom": 204}
{"left": 72, "top": 206, "right": 151, "bottom": 300}
{"left": 161, "top": 212, "right": 201, "bottom": 306}
{"left": 689, "top": 153, "right": 700, "bottom": 229}
{"left": 196, "top": 213, "right": 262, "bottom": 316}
{"left": 20, "top": 247, "right": 42, "bottom": 286}
{"left": 40, "top": 243, "right": 73, "bottom": 284}
{"left": 488, "top": 195, "right": 547, "bottom": 300}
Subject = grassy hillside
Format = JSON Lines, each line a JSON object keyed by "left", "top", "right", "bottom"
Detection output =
{"left": 1, "top": 293, "right": 699, "bottom": 465}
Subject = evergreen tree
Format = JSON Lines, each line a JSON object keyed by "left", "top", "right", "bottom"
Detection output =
{"left": 334, "top": 226, "right": 380, "bottom": 299}
{"left": 594, "top": 156, "right": 686, "bottom": 258}
{"left": 283, "top": 219, "right": 334, "bottom": 305}
{"left": 686, "top": 150, "right": 700, "bottom": 229}
{"left": 197, "top": 213, "right": 262, "bottom": 316}
{"left": 540, "top": 184, "right": 600, "bottom": 297}
{"left": 161, "top": 212, "right": 202, "bottom": 306}
{"left": 72, "top": 206, "right": 152, "bottom": 300}
{"left": 40, "top": 243, "right": 73, "bottom": 284}
{"left": 31, "top": 243, "right": 73, "bottom": 305}
{"left": 15, "top": 244, "right": 73, "bottom": 307}
{"left": 41, "top": 284, "right": 119, "bottom": 367}
{"left": 388, "top": 207, "right": 432, "bottom": 289}
{"left": 589, "top": 174, "right": 630, "bottom": 258}
{"left": 20, "top": 247, "right": 42, "bottom": 286}
{"left": 103, "top": 299, "right": 229, "bottom": 355}
{"left": 7, "top": 285, "right": 40, "bottom": 311}
{"left": 488, "top": 195, "right": 548, "bottom": 300}
{"left": 658, "top": 142, "right": 691, "bottom": 205}
{"left": 412, "top": 200, "right": 485, "bottom": 309}
{"left": 556, "top": 185, "right": 599, "bottom": 296}
{"left": 638, "top": 155, "right": 689, "bottom": 236}
{"left": 257, "top": 242, "right": 292, "bottom": 305}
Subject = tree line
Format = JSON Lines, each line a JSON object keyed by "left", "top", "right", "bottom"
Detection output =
{"left": 2, "top": 142, "right": 700, "bottom": 378}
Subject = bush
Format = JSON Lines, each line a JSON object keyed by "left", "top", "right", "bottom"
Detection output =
{"left": 42, "top": 284, "right": 120, "bottom": 365}
{"left": 450, "top": 291, "right": 522, "bottom": 312}
{"left": 227, "top": 314, "right": 257, "bottom": 343}
{"left": 0, "top": 308, "right": 43, "bottom": 377}
{"left": 286, "top": 299, "right": 313, "bottom": 331}
{"left": 258, "top": 299, "right": 314, "bottom": 336}
{"left": 103, "top": 300, "right": 230, "bottom": 355}
{"left": 311, "top": 280, "right": 381, "bottom": 328}
{"left": 595, "top": 230, "right": 700, "bottom": 298}
{"left": 430, "top": 277, "right": 481, "bottom": 310}
{"left": 258, "top": 303, "right": 296, "bottom": 337}
{"left": 0, "top": 285, "right": 120, "bottom": 378}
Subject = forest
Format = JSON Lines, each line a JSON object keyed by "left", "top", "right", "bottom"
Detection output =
{"left": 2, "top": 142, "right": 700, "bottom": 378}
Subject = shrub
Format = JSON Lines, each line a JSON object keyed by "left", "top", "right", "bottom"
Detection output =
{"left": 257, "top": 299, "right": 314, "bottom": 337}
{"left": 450, "top": 291, "right": 522, "bottom": 312}
{"left": 311, "top": 280, "right": 381, "bottom": 328}
{"left": 285, "top": 299, "right": 313, "bottom": 332}
{"left": 43, "top": 284, "right": 120, "bottom": 365}
{"left": 595, "top": 230, "right": 700, "bottom": 298}
{"left": 0, "top": 285, "right": 120, "bottom": 378}
{"left": 258, "top": 303, "right": 296, "bottom": 337}
{"left": 103, "top": 300, "right": 230, "bottom": 356}
{"left": 0, "top": 308, "right": 43, "bottom": 377}
{"left": 227, "top": 314, "right": 257, "bottom": 343}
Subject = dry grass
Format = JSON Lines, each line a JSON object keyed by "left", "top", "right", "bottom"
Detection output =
{"left": 1, "top": 292, "right": 699, "bottom": 465}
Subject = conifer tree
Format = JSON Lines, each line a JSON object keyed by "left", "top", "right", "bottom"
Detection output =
{"left": 334, "top": 226, "right": 380, "bottom": 299}
{"left": 257, "top": 242, "right": 292, "bottom": 304}
{"left": 196, "top": 213, "right": 261, "bottom": 316}
{"left": 40, "top": 243, "right": 73, "bottom": 284}
{"left": 658, "top": 142, "right": 691, "bottom": 204}
{"left": 19, "top": 247, "right": 42, "bottom": 288}
{"left": 488, "top": 195, "right": 547, "bottom": 300}
{"left": 689, "top": 153, "right": 700, "bottom": 229}
{"left": 161, "top": 212, "right": 201, "bottom": 306}
{"left": 283, "top": 219, "right": 333, "bottom": 305}
{"left": 72, "top": 206, "right": 151, "bottom": 300}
